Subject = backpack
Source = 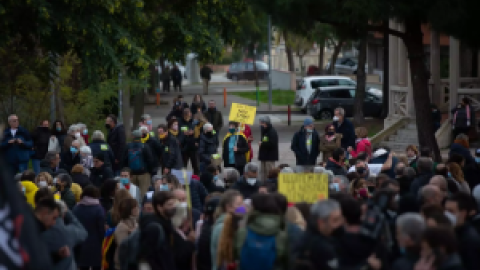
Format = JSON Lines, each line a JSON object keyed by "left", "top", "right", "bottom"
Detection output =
{"left": 239, "top": 229, "right": 278, "bottom": 270}
{"left": 128, "top": 144, "right": 145, "bottom": 171}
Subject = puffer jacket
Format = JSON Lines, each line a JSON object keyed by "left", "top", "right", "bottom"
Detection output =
{"left": 198, "top": 133, "right": 219, "bottom": 165}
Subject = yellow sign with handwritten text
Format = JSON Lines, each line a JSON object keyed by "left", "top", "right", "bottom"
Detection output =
{"left": 278, "top": 173, "right": 329, "bottom": 203}
{"left": 228, "top": 103, "right": 256, "bottom": 125}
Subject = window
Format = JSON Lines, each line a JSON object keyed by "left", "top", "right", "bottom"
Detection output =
{"left": 246, "top": 63, "right": 254, "bottom": 70}
{"left": 315, "top": 90, "right": 330, "bottom": 98}
{"left": 328, "top": 89, "right": 353, "bottom": 99}
{"left": 311, "top": 79, "right": 339, "bottom": 89}
{"left": 339, "top": 79, "right": 356, "bottom": 86}
{"left": 255, "top": 62, "right": 268, "bottom": 69}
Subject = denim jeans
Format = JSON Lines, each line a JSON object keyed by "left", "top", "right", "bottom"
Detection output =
{"left": 32, "top": 159, "right": 41, "bottom": 175}
{"left": 18, "top": 162, "right": 29, "bottom": 174}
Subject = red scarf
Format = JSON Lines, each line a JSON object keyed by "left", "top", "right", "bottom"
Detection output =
{"left": 124, "top": 184, "right": 130, "bottom": 190}
{"left": 328, "top": 157, "right": 344, "bottom": 167}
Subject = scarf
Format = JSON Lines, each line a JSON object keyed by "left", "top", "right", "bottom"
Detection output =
{"left": 453, "top": 104, "right": 471, "bottom": 126}
{"left": 124, "top": 183, "right": 130, "bottom": 190}
{"left": 407, "top": 155, "right": 417, "bottom": 164}
{"left": 78, "top": 196, "right": 100, "bottom": 205}
{"left": 328, "top": 157, "right": 344, "bottom": 167}
{"left": 140, "top": 133, "right": 150, "bottom": 144}
{"left": 169, "top": 129, "right": 178, "bottom": 136}
{"left": 325, "top": 135, "right": 336, "bottom": 142}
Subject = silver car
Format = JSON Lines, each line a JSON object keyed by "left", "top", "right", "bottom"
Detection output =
{"left": 324, "top": 57, "right": 368, "bottom": 75}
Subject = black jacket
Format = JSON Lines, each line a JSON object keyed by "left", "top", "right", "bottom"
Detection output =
{"left": 166, "top": 109, "right": 183, "bottom": 122}
{"left": 89, "top": 164, "right": 114, "bottom": 187}
{"left": 333, "top": 118, "right": 356, "bottom": 149}
{"left": 295, "top": 226, "right": 339, "bottom": 270}
{"left": 71, "top": 173, "right": 92, "bottom": 189}
{"left": 222, "top": 134, "right": 248, "bottom": 168}
{"left": 455, "top": 223, "right": 480, "bottom": 270}
{"left": 160, "top": 134, "right": 184, "bottom": 170}
{"left": 190, "top": 102, "right": 206, "bottom": 115}
{"left": 144, "top": 135, "right": 162, "bottom": 168}
{"left": 198, "top": 133, "right": 218, "bottom": 165}
{"left": 189, "top": 180, "right": 208, "bottom": 211}
{"left": 230, "top": 176, "right": 260, "bottom": 199}
{"left": 170, "top": 68, "right": 182, "bottom": 82}
{"left": 291, "top": 127, "right": 320, "bottom": 165}
{"left": 60, "top": 151, "right": 81, "bottom": 173}
{"left": 325, "top": 158, "right": 347, "bottom": 176}
{"left": 258, "top": 123, "right": 279, "bottom": 162}
{"left": 196, "top": 221, "right": 214, "bottom": 270}
{"left": 122, "top": 141, "right": 155, "bottom": 175}
{"left": 391, "top": 251, "right": 419, "bottom": 270}
{"left": 199, "top": 172, "right": 225, "bottom": 193}
{"left": 410, "top": 172, "right": 434, "bottom": 196}
{"left": 203, "top": 109, "right": 223, "bottom": 132}
{"left": 88, "top": 140, "right": 115, "bottom": 167}
{"left": 32, "top": 126, "right": 51, "bottom": 159}
{"left": 396, "top": 176, "right": 413, "bottom": 197}
{"left": 178, "top": 117, "right": 197, "bottom": 153}
{"left": 107, "top": 124, "right": 126, "bottom": 171}
{"left": 39, "top": 159, "right": 64, "bottom": 178}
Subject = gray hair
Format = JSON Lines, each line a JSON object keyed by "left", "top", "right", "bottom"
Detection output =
{"left": 419, "top": 184, "right": 440, "bottom": 201}
{"left": 396, "top": 213, "right": 426, "bottom": 244}
{"left": 259, "top": 116, "right": 271, "bottom": 124}
{"left": 68, "top": 124, "right": 79, "bottom": 134}
{"left": 76, "top": 123, "right": 86, "bottom": 129}
{"left": 225, "top": 168, "right": 240, "bottom": 183}
{"left": 311, "top": 199, "right": 341, "bottom": 220}
{"left": 203, "top": 123, "right": 213, "bottom": 131}
{"left": 57, "top": 173, "right": 72, "bottom": 188}
{"left": 455, "top": 133, "right": 469, "bottom": 141}
{"left": 404, "top": 167, "right": 416, "bottom": 178}
{"left": 417, "top": 157, "right": 433, "bottom": 173}
{"left": 141, "top": 114, "right": 151, "bottom": 121}
{"left": 244, "top": 162, "right": 259, "bottom": 174}
{"left": 281, "top": 167, "right": 294, "bottom": 173}
{"left": 80, "top": 146, "right": 91, "bottom": 155}
{"left": 334, "top": 175, "right": 349, "bottom": 192}
{"left": 45, "top": 151, "right": 58, "bottom": 162}
{"left": 91, "top": 130, "right": 105, "bottom": 141}
{"left": 334, "top": 107, "right": 345, "bottom": 116}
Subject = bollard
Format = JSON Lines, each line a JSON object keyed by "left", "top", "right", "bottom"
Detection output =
{"left": 224, "top": 88, "right": 227, "bottom": 108}
{"left": 287, "top": 105, "right": 291, "bottom": 126}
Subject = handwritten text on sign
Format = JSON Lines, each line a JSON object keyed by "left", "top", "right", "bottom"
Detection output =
{"left": 228, "top": 103, "right": 256, "bottom": 125}
{"left": 278, "top": 173, "right": 329, "bottom": 203}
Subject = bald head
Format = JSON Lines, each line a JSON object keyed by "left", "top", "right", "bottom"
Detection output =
{"left": 173, "top": 189, "right": 186, "bottom": 202}
{"left": 420, "top": 184, "right": 442, "bottom": 206}
{"left": 430, "top": 175, "right": 447, "bottom": 193}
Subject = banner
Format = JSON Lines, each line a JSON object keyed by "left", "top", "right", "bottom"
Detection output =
{"left": 278, "top": 173, "right": 329, "bottom": 203}
{"left": 228, "top": 103, "right": 256, "bottom": 125}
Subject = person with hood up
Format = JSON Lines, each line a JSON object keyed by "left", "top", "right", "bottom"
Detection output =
{"left": 106, "top": 114, "right": 126, "bottom": 175}
{"left": 319, "top": 124, "right": 342, "bottom": 162}
{"left": 198, "top": 123, "right": 220, "bottom": 173}
{"left": 231, "top": 162, "right": 261, "bottom": 199}
{"left": 139, "top": 113, "right": 153, "bottom": 132}
{"left": 32, "top": 119, "right": 52, "bottom": 175}
{"left": 222, "top": 121, "right": 250, "bottom": 175}
{"left": 325, "top": 148, "right": 347, "bottom": 176}
{"left": 291, "top": 118, "right": 320, "bottom": 167}
{"left": 138, "top": 191, "right": 178, "bottom": 270}
{"left": 72, "top": 185, "right": 105, "bottom": 270}
{"left": 258, "top": 116, "right": 279, "bottom": 182}
{"left": 51, "top": 120, "right": 67, "bottom": 154}
{"left": 157, "top": 124, "right": 184, "bottom": 174}
{"left": 139, "top": 126, "right": 162, "bottom": 172}
{"left": 348, "top": 127, "right": 372, "bottom": 159}
{"left": 178, "top": 108, "right": 200, "bottom": 175}
{"left": 1, "top": 114, "right": 33, "bottom": 173}
{"left": 332, "top": 107, "right": 356, "bottom": 153}
{"left": 89, "top": 152, "right": 115, "bottom": 188}
{"left": 89, "top": 130, "right": 115, "bottom": 168}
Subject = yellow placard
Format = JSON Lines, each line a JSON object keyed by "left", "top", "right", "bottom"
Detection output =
{"left": 278, "top": 173, "right": 329, "bottom": 203}
{"left": 228, "top": 103, "right": 256, "bottom": 125}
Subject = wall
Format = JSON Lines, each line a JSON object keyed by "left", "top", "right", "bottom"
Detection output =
{"left": 271, "top": 70, "right": 296, "bottom": 90}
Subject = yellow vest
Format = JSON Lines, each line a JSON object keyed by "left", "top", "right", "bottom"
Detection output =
{"left": 222, "top": 132, "right": 251, "bottom": 162}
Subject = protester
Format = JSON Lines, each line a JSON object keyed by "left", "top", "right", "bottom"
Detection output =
{"left": 178, "top": 108, "right": 200, "bottom": 174}
{"left": 60, "top": 139, "right": 81, "bottom": 173}
{"left": 32, "top": 119, "right": 51, "bottom": 175}
{"left": 369, "top": 148, "right": 398, "bottom": 179}
{"left": 231, "top": 162, "right": 261, "bottom": 199}
{"left": 291, "top": 118, "right": 320, "bottom": 167}
{"left": 73, "top": 185, "right": 105, "bottom": 270}
{"left": 258, "top": 116, "right": 279, "bottom": 182}
{"left": 77, "top": 123, "right": 89, "bottom": 144}
{"left": 79, "top": 145, "right": 93, "bottom": 173}
{"left": 200, "top": 64, "right": 212, "bottom": 94}
{"left": 447, "top": 162, "right": 471, "bottom": 193}
{"left": 99, "top": 178, "right": 119, "bottom": 213}
{"left": 325, "top": 148, "right": 347, "bottom": 176}
{"left": 39, "top": 151, "right": 63, "bottom": 177}
{"left": 222, "top": 121, "right": 249, "bottom": 175}
{"left": 198, "top": 123, "right": 220, "bottom": 173}
{"left": 420, "top": 185, "right": 444, "bottom": 207}
{"left": 139, "top": 113, "right": 153, "bottom": 132}
{"left": 429, "top": 175, "right": 449, "bottom": 199}
{"left": 106, "top": 114, "right": 127, "bottom": 175}
{"left": 449, "top": 133, "right": 475, "bottom": 166}
{"left": 114, "top": 198, "right": 139, "bottom": 270}
{"left": 157, "top": 124, "right": 184, "bottom": 173}
{"left": 191, "top": 94, "right": 207, "bottom": 114}
{"left": 1, "top": 114, "right": 33, "bottom": 173}
{"left": 410, "top": 157, "right": 435, "bottom": 195}
{"left": 204, "top": 100, "right": 224, "bottom": 136}
{"left": 89, "top": 130, "right": 115, "bottom": 167}
{"left": 35, "top": 171, "right": 53, "bottom": 189}
{"left": 196, "top": 196, "right": 221, "bottom": 270}
{"left": 71, "top": 164, "right": 91, "bottom": 188}
{"left": 90, "top": 153, "right": 114, "bottom": 188}
{"left": 405, "top": 144, "right": 419, "bottom": 167}
{"left": 167, "top": 101, "right": 185, "bottom": 122}
{"left": 51, "top": 120, "right": 67, "bottom": 154}
{"left": 348, "top": 127, "right": 372, "bottom": 158}
{"left": 332, "top": 107, "right": 356, "bottom": 152}
{"left": 319, "top": 124, "right": 342, "bottom": 162}
{"left": 107, "top": 188, "right": 134, "bottom": 228}
{"left": 139, "top": 126, "right": 162, "bottom": 173}
{"left": 451, "top": 96, "right": 475, "bottom": 139}
{"left": 416, "top": 226, "right": 464, "bottom": 270}
{"left": 20, "top": 170, "right": 39, "bottom": 207}
{"left": 56, "top": 173, "right": 76, "bottom": 209}
{"left": 392, "top": 213, "right": 426, "bottom": 270}
{"left": 162, "top": 65, "right": 171, "bottom": 92}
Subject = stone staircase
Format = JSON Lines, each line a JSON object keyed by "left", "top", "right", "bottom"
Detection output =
{"left": 379, "top": 121, "right": 419, "bottom": 153}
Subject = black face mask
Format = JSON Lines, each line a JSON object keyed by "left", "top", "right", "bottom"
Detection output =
{"left": 164, "top": 207, "right": 177, "bottom": 218}
{"left": 368, "top": 186, "right": 376, "bottom": 194}
{"left": 331, "top": 226, "right": 345, "bottom": 238}
{"left": 206, "top": 131, "right": 213, "bottom": 137}
{"left": 356, "top": 167, "right": 366, "bottom": 175}
{"left": 326, "top": 131, "right": 335, "bottom": 136}
{"left": 105, "top": 124, "right": 111, "bottom": 129}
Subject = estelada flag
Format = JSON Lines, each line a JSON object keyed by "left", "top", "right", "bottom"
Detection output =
{"left": 0, "top": 150, "right": 52, "bottom": 269}
{"left": 101, "top": 227, "right": 116, "bottom": 270}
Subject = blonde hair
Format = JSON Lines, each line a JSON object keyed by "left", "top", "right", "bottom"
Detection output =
{"left": 111, "top": 189, "right": 133, "bottom": 224}
{"left": 35, "top": 172, "right": 53, "bottom": 185}
{"left": 71, "top": 164, "right": 84, "bottom": 174}
{"left": 286, "top": 206, "right": 306, "bottom": 230}
{"left": 447, "top": 162, "right": 465, "bottom": 183}
{"left": 355, "top": 127, "right": 368, "bottom": 139}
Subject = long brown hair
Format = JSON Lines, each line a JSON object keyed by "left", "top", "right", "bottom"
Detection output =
{"left": 447, "top": 162, "right": 465, "bottom": 183}
{"left": 216, "top": 213, "right": 243, "bottom": 266}
{"left": 111, "top": 189, "right": 133, "bottom": 224}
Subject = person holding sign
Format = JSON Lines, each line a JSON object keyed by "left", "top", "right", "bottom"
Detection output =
{"left": 222, "top": 121, "right": 250, "bottom": 175}
{"left": 291, "top": 118, "right": 320, "bottom": 167}
{"left": 258, "top": 116, "right": 279, "bottom": 182}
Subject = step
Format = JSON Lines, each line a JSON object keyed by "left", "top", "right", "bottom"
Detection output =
{"left": 381, "top": 141, "right": 415, "bottom": 151}
{"left": 404, "top": 123, "right": 417, "bottom": 130}
{"left": 396, "top": 129, "right": 419, "bottom": 137}
{"left": 388, "top": 134, "right": 419, "bottom": 143}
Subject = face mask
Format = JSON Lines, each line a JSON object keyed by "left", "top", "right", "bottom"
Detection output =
{"left": 146, "top": 120, "right": 152, "bottom": 125}
{"left": 448, "top": 172, "right": 452, "bottom": 178}
{"left": 327, "top": 131, "right": 335, "bottom": 136}
{"left": 164, "top": 207, "right": 177, "bottom": 218}
{"left": 120, "top": 178, "right": 129, "bottom": 185}
{"left": 70, "top": 147, "right": 78, "bottom": 154}
{"left": 206, "top": 131, "right": 213, "bottom": 137}
{"left": 56, "top": 127, "right": 61, "bottom": 131}
{"left": 105, "top": 123, "right": 111, "bottom": 129}
{"left": 38, "top": 181, "right": 48, "bottom": 187}
{"left": 22, "top": 186, "right": 26, "bottom": 194}
{"left": 229, "top": 128, "right": 236, "bottom": 134}
{"left": 172, "top": 125, "right": 178, "bottom": 131}
{"left": 306, "top": 128, "right": 313, "bottom": 133}
{"left": 246, "top": 178, "right": 257, "bottom": 185}
{"left": 193, "top": 119, "right": 199, "bottom": 125}
{"left": 475, "top": 157, "right": 480, "bottom": 163}
{"left": 329, "top": 183, "right": 340, "bottom": 192}
{"left": 333, "top": 116, "right": 340, "bottom": 122}
{"left": 356, "top": 167, "right": 366, "bottom": 175}
{"left": 235, "top": 206, "right": 247, "bottom": 215}
{"left": 75, "top": 132, "right": 81, "bottom": 138}
{"left": 159, "top": 184, "right": 169, "bottom": 191}
{"left": 179, "top": 202, "right": 188, "bottom": 208}
{"left": 331, "top": 226, "right": 345, "bottom": 238}
{"left": 83, "top": 129, "right": 88, "bottom": 135}
{"left": 213, "top": 175, "right": 219, "bottom": 182}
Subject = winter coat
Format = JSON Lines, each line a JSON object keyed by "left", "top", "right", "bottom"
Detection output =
{"left": 191, "top": 102, "right": 207, "bottom": 115}
{"left": 20, "top": 180, "right": 38, "bottom": 208}
{"left": 449, "top": 143, "right": 476, "bottom": 166}
{"left": 196, "top": 221, "right": 214, "bottom": 270}
{"left": 51, "top": 128, "right": 67, "bottom": 154}
{"left": 100, "top": 197, "right": 114, "bottom": 214}
{"left": 0, "top": 126, "right": 33, "bottom": 164}
{"left": 319, "top": 134, "right": 342, "bottom": 161}
{"left": 167, "top": 109, "right": 184, "bottom": 122}
{"left": 160, "top": 134, "right": 184, "bottom": 170}
{"left": 60, "top": 151, "right": 81, "bottom": 173}
{"left": 222, "top": 133, "right": 249, "bottom": 168}
{"left": 231, "top": 176, "right": 260, "bottom": 199}
{"left": 391, "top": 252, "right": 419, "bottom": 270}
{"left": 171, "top": 68, "right": 182, "bottom": 82}
{"left": 203, "top": 109, "right": 224, "bottom": 133}
{"left": 325, "top": 158, "right": 347, "bottom": 176}
{"left": 32, "top": 126, "right": 51, "bottom": 160}
{"left": 210, "top": 214, "right": 226, "bottom": 270}
{"left": 39, "top": 159, "right": 64, "bottom": 178}
{"left": 369, "top": 150, "right": 399, "bottom": 179}
{"left": 61, "top": 187, "right": 76, "bottom": 209}
{"left": 89, "top": 164, "right": 115, "bottom": 187}
{"left": 178, "top": 117, "right": 197, "bottom": 153}
{"left": 189, "top": 180, "right": 208, "bottom": 212}
{"left": 455, "top": 223, "right": 480, "bottom": 270}
{"left": 71, "top": 172, "right": 92, "bottom": 189}
{"left": 72, "top": 202, "right": 105, "bottom": 268}
{"left": 258, "top": 123, "right": 279, "bottom": 162}
{"left": 144, "top": 134, "right": 162, "bottom": 168}
{"left": 452, "top": 105, "right": 475, "bottom": 129}
{"left": 198, "top": 133, "right": 219, "bottom": 165}
{"left": 89, "top": 139, "right": 115, "bottom": 167}
{"left": 333, "top": 118, "right": 356, "bottom": 150}
{"left": 107, "top": 124, "right": 127, "bottom": 171}
{"left": 410, "top": 172, "right": 435, "bottom": 196}
{"left": 122, "top": 141, "right": 155, "bottom": 175}
{"left": 114, "top": 217, "right": 137, "bottom": 270}
{"left": 173, "top": 228, "right": 195, "bottom": 270}
{"left": 234, "top": 211, "right": 288, "bottom": 270}
{"left": 63, "top": 135, "right": 76, "bottom": 153}
{"left": 350, "top": 138, "right": 372, "bottom": 158}
{"left": 291, "top": 127, "right": 320, "bottom": 165}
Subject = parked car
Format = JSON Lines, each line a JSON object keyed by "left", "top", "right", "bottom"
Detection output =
{"left": 295, "top": 76, "right": 357, "bottom": 112}
{"left": 226, "top": 61, "right": 269, "bottom": 81}
{"left": 324, "top": 57, "right": 368, "bottom": 75}
{"left": 306, "top": 86, "right": 383, "bottom": 120}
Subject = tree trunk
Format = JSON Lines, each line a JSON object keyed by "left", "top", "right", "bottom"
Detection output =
{"left": 132, "top": 82, "right": 145, "bottom": 130}
{"left": 122, "top": 82, "right": 132, "bottom": 134}
{"left": 353, "top": 37, "right": 367, "bottom": 126}
{"left": 283, "top": 31, "right": 295, "bottom": 72}
{"left": 381, "top": 20, "right": 390, "bottom": 118}
{"left": 318, "top": 40, "right": 325, "bottom": 74}
{"left": 329, "top": 39, "right": 344, "bottom": 74}
{"left": 299, "top": 55, "right": 305, "bottom": 77}
{"left": 403, "top": 20, "right": 441, "bottom": 162}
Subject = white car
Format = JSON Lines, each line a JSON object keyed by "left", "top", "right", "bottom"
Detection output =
{"left": 324, "top": 57, "right": 368, "bottom": 75}
{"left": 295, "top": 76, "right": 357, "bottom": 112}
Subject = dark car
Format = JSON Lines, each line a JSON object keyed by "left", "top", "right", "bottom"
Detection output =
{"left": 226, "top": 61, "right": 269, "bottom": 81}
{"left": 306, "top": 86, "right": 383, "bottom": 120}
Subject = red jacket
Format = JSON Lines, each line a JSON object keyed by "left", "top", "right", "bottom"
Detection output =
{"left": 241, "top": 124, "right": 253, "bottom": 160}
{"left": 350, "top": 138, "right": 371, "bottom": 158}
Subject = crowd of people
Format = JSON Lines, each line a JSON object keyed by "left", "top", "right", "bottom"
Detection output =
{"left": 3, "top": 98, "right": 480, "bottom": 270}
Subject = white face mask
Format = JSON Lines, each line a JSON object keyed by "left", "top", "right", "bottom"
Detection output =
{"left": 179, "top": 202, "right": 188, "bottom": 208}
{"left": 75, "top": 132, "right": 81, "bottom": 138}
{"left": 333, "top": 116, "right": 340, "bottom": 122}
{"left": 38, "top": 181, "right": 48, "bottom": 187}
{"left": 246, "top": 178, "right": 257, "bottom": 185}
